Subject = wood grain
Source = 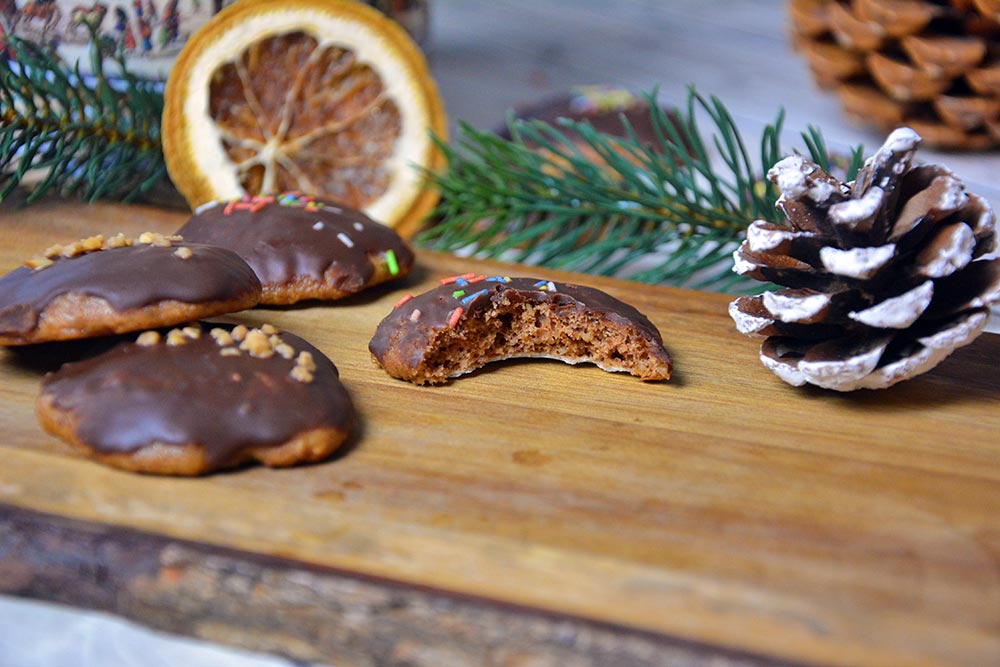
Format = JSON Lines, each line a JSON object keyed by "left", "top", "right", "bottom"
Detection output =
{"left": 1, "top": 200, "right": 999, "bottom": 667}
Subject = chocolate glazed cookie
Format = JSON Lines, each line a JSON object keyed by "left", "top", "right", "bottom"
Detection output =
{"left": 37, "top": 323, "right": 354, "bottom": 475}
{"left": 370, "top": 275, "right": 672, "bottom": 384}
{"left": 178, "top": 193, "right": 414, "bottom": 305}
{"left": 0, "top": 233, "right": 261, "bottom": 345}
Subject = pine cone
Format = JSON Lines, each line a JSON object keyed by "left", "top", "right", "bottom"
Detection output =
{"left": 730, "top": 127, "right": 1000, "bottom": 391}
{"left": 789, "top": 0, "right": 1000, "bottom": 150}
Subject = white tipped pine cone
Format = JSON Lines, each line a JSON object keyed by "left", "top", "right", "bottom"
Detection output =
{"left": 789, "top": 0, "right": 1000, "bottom": 150}
{"left": 730, "top": 127, "right": 1000, "bottom": 391}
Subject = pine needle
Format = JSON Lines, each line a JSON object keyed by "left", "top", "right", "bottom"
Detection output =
{"left": 0, "top": 27, "right": 166, "bottom": 204}
{"left": 417, "top": 87, "right": 863, "bottom": 294}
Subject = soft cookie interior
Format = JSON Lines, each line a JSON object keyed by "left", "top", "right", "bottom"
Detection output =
{"left": 421, "top": 291, "right": 671, "bottom": 383}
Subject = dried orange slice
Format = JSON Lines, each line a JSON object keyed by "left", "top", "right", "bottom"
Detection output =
{"left": 162, "top": 0, "right": 446, "bottom": 234}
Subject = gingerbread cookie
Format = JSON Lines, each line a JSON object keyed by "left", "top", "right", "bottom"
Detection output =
{"left": 370, "top": 275, "right": 672, "bottom": 384}
{"left": 0, "top": 233, "right": 261, "bottom": 346}
{"left": 37, "top": 322, "right": 354, "bottom": 475}
{"left": 177, "top": 193, "right": 414, "bottom": 305}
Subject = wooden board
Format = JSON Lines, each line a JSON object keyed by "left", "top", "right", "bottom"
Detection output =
{"left": 1, "top": 200, "right": 999, "bottom": 667}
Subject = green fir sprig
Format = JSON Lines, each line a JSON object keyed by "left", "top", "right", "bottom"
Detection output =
{"left": 0, "top": 28, "right": 166, "bottom": 203}
{"left": 418, "top": 88, "right": 865, "bottom": 293}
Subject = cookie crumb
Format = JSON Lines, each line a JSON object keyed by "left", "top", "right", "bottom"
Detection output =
{"left": 136, "top": 331, "right": 161, "bottom": 346}
{"left": 174, "top": 247, "right": 193, "bottom": 260}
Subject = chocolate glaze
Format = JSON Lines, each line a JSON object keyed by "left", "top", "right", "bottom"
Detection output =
{"left": 369, "top": 276, "right": 669, "bottom": 369}
{"left": 0, "top": 244, "right": 261, "bottom": 336}
{"left": 177, "top": 198, "right": 414, "bottom": 294}
{"left": 40, "top": 325, "right": 353, "bottom": 466}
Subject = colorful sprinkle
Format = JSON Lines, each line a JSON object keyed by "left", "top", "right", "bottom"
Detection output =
{"left": 409, "top": 308, "right": 422, "bottom": 322}
{"left": 385, "top": 250, "right": 399, "bottom": 276}
{"left": 394, "top": 294, "right": 413, "bottom": 308}
{"left": 486, "top": 275, "right": 512, "bottom": 283}
{"left": 452, "top": 290, "right": 466, "bottom": 299}
{"left": 440, "top": 273, "right": 477, "bottom": 285}
{"left": 313, "top": 221, "right": 325, "bottom": 230}
{"left": 534, "top": 280, "right": 548, "bottom": 288}
{"left": 546, "top": 281, "right": 557, "bottom": 292}
{"left": 353, "top": 222, "right": 364, "bottom": 232}
{"left": 337, "top": 232, "right": 354, "bottom": 248}
{"left": 447, "top": 307, "right": 464, "bottom": 328}
{"left": 461, "top": 289, "right": 488, "bottom": 305}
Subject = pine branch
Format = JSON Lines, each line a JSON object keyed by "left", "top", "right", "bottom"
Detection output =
{"left": 417, "top": 87, "right": 864, "bottom": 294}
{"left": 0, "top": 27, "right": 166, "bottom": 204}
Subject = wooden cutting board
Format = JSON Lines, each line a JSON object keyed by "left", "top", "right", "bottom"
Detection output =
{"left": 1, "top": 200, "right": 998, "bottom": 667}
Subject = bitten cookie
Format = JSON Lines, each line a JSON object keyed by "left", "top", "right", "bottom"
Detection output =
{"left": 0, "top": 232, "right": 261, "bottom": 346}
{"left": 370, "top": 275, "right": 672, "bottom": 384}
{"left": 177, "top": 192, "right": 415, "bottom": 305}
{"left": 37, "top": 322, "right": 354, "bottom": 475}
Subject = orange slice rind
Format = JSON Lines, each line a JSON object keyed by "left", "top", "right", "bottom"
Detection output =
{"left": 162, "top": 0, "right": 446, "bottom": 234}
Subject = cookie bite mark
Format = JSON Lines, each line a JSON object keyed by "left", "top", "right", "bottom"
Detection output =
{"left": 36, "top": 323, "right": 354, "bottom": 475}
{"left": 177, "top": 192, "right": 414, "bottom": 305}
{"left": 0, "top": 234, "right": 262, "bottom": 345}
{"left": 370, "top": 276, "right": 672, "bottom": 384}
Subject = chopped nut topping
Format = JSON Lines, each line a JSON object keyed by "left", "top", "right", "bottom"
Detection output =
{"left": 240, "top": 329, "right": 274, "bottom": 358}
{"left": 220, "top": 347, "right": 241, "bottom": 357}
{"left": 26, "top": 256, "right": 53, "bottom": 271}
{"left": 174, "top": 247, "right": 193, "bottom": 260}
{"left": 231, "top": 325, "right": 249, "bottom": 342}
{"left": 182, "top": 325, "right": 201, "bottom": 339}
{"left": 260, "top": 324, "right": 278, "bottom": 335}
{"left": 138, "top": 231, "right": 173, "bottom": 247}
{"left": 80, "top": 235, "right": 104, "bottom": 252}
{"left": 275, "top": 343, "right": 295, "bottom": 359}
{"left": 28, "top": 232, "right": 145, "bottom": 268}
{"left": 104, "top": 233, "right": 131, "bottom": 249}
{"left": 290, "top": 366, "right": 314, "bottom": 383}
{"left": 166, "top": 329, "right": 188, "bottom": 346}
{"left": 268, "top": 334, "right": 283, "bottom": 347}
{"left": 295, "top": 351, "right": 316, "bottom": 373}
{"left": 210, "top": 328, "right": 235, "bottom": 346}
{"left": 136, "top": 331, "right": 161, "bottom": 346}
